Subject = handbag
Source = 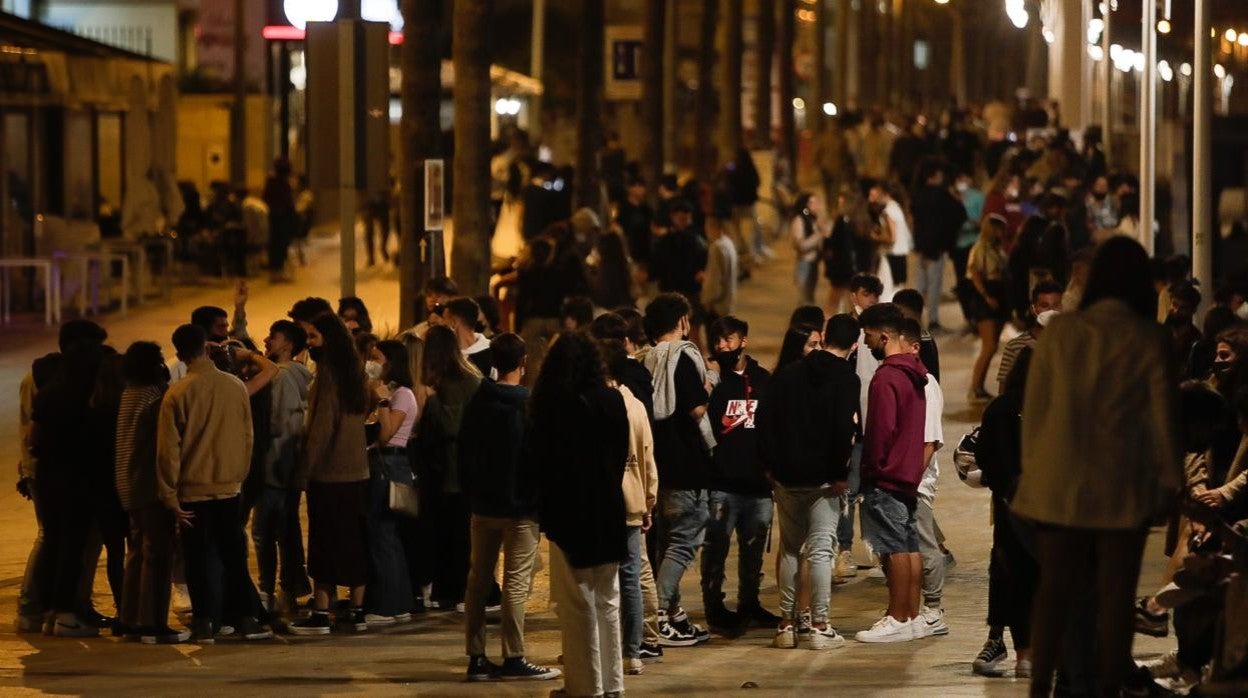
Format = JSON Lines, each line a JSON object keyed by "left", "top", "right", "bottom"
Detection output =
{"left": 953, "top": 428, "right": 986, "bottom": 488}
{"left": 389, "top": 479, "right": 420, "bottom": 517}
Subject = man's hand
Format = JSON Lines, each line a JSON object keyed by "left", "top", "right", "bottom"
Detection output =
{"left": 173, "top": 505, "right": 195, "bottom": 528}
{"left": 234, "top": 279, "right": 249, "bottom": 309}
{"left": 641, "top": 513, "right": 653, "bottom": 533}
{"left": 823, "top": 480, "right": 849, "bottom": 496}
{"left": 1194, "top": 488, "right": 1227, "bottom": 509}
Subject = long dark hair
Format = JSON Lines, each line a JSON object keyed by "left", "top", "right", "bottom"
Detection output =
{"left": 421, "top": 324, "right": 480, "bottom": 388}
{"left": 1080, "top": 236, "right": 1156, "bottom": 320}
{"left": 531, "top": 332, "right": 606, "bottom": 424}
{"left": 594, "top": 231, "right": 633, "bottom": 308}
{"left": 311, "top": 311, "right": 368, "bottom": 415}
{"left": 775, "top": 324, "right": 820, "bottom": 373}
{"left": 375, "top": 339, "right": 414, "bottom": 389}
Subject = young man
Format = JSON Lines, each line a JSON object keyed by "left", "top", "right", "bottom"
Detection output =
{"left": 700, "top": 212, "right": 739, "bottom": 344}
{"left": 560, "top": 295, "right": 595, "bottom": 333}
{"left": 637, "top": 293, "right": 713, "bottom": 647}
{"left": 904, "top": 318, "right": 949, "bottom": 638}
{"left": 700, "top": 316, "right": 775, "bottom": 633}
{"left": 458, "top": 334, "right": 560, "bottom": 682}
{"left": 868, "top": 184, "right": 913, "bottom": 287}
{"left": 855, "top": 305, "right": 929, "bottom": 643}
{"left": 406, "top": 276, "right": 460, "bottom": 341}
{"left": 909, "top": 163, "right": 966, "bottom": 331}
{"left": 650, "top": 199, "right": 710, "bottom": 349}
{"left": 892, "top": 289, "right": 940, "bottom": 381}
{"left": 157, "top": 324, "right": 271, "bottom": 644}
{"left": 443, "top": 297, "right": 495, "bottom": 378}
{"left": 757, "top": 314, "right": 861, "bottom": 650}
{"left": 996, "top": 281, "right": 1063, "bottom": 393}
{"left": 837, "top": 273, "right": 884, "bottom": 579}
{"left": 253, "top": 320, "right": 314, "bottom": 615}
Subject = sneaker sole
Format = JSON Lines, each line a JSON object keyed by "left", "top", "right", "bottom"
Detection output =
{"left": 466, "top": 674, "right": 499, "bottom": 682}
{"left": 499, "top": 672, "right": 561, "bottom": 681}
{"left": 855, "top": 633, "right": 914, "bottom": 643}
{"left": 287, "top": 627, "right": 332, "bottom": 636}
{"left": 806, "top": 636, "right": 846, "bottom": 650}
{"left": 243, "top": 631, "right": 273, "bottom": 640}
{"left": 973, "top": 660, "right": 1008, "bottom": 677}
{"left": 658, "top": 637, "right": 699, "bottom": 647}
{"left": 921, "top": 624, "right": 949, "bottom": 637}
{"left": 773, "top": 638, "right": 797, "bottom": 649}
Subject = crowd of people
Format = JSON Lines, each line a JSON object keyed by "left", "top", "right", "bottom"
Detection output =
{"left": 12, "top": 105, "right": 1248, "bottom": 698}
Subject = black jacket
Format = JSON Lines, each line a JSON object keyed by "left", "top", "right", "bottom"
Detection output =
{"left": 459, "top": 380, "right": 535, "bottom": 518}
{"left": 910, "top": 184, "right": 966, "bottom": 258}
{"left": 534, "top": 385, "right": 630, "bottom": 568}
{"left": 708, "top": 357, "right": 771, "bottom": 497}
{"left": 976, "top": 390, "right": 1022, "bottom": 499}
{"left": 756, "top": 351, "right": 860, "bottom": 488}
{"left": 616, "top": 358, "right": 654, "bottom": 420}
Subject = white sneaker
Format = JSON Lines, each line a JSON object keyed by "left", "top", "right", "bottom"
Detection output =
{"left": 915, "top": 606, "right": 949, "bottom": 638}
{"left": 866, "top": 566, "right": 886, "bottom": 579}
{"left": 773, "top": 623, "right": 796, "bottom": 649}
{"left": 1139, "top": 650, "right": 1182, "bottom": 679}
{"left": 835, "top": 550, "right": 857, "bottom": 578}
{"left": 854, "top": 615, "right": 915, "bottom": 643}
{"left": 364, "top": 613, "right": 397, "bottom": 626}
{"left": 805, "top": 624, "right": 846, "bottom": 650}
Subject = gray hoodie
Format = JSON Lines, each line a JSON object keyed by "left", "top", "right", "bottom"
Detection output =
{"left": 265, "top": 360, "right": 313, "bottom": 488}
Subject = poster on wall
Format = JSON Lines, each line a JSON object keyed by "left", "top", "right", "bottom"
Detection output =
{"left": 424, "top": 159, "right": 444, "bottom": 231}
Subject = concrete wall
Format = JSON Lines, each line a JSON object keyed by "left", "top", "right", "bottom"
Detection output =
{"left": 176, "top": 94, "right": 272, "bottom": 195}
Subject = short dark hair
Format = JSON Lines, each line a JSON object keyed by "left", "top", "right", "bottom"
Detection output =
{"left": 269, "top": 319, "right": 307, "bottom": 356}
{"left": 858, "top": 302, "right": 906, "bottom": 334}
{"left": 172, "top": 324, "right": 208, "bottom": 361}
{"left": 560, "top": 295, "right": 595, "bottom": 328}
{"left": 899, "top": 318, "right": 924, "bottom": 346}
{"left": 823, "top": 314, "right": 859, "bottom": 351}
{"left": 337, "top": 296, "right": 373, "bottom": 332}
{"left": 892, "top": 288, "right": 925, "bottom": 316}
{"left": 444, "top": 296, "right": 483, "bottom": 330}
{"left": 1170, "top": 281, "right": 1202, "bottom": 309}
{"left": 590, "top": 312, "right": 629, "bottom": 342}
{"left": 669, "top": 197, "right": 695, "bottom": 214}
{"left": 614, "top": 307, "right": 649, "bottom": 347}
{"left": 190, "top": 305, "right": 227, "bottom": 332}
{"left": 644, "top": 293, "right": 691, "bottom": 338}
{"left": 788, "top": 305, "right": 825, "bottom": 330}
{"left": 58, "top": 319, "right": 107, "bottom": 353}
{"left": 122, "top": 341, "right": 167, "bottom": 386}
{"left": 1031, "top": 280, "right": 1064, "bottom": 302}
{"left": 475, "top": 294, "right": 501, "bottom": 334}
{"left": 850, "top": 273, "right": 884, "bottom": 296}
{"left": 288, "top": 297, "right": 333, "bottom": 323}
{"left": 709, "top": 315, "right": 749, "bottom": 342}
{"left": 491, "top": 333, "right": 527, "bottom": 375}
{"left": 427, "top": 276, "right": 459, "bottom": 297}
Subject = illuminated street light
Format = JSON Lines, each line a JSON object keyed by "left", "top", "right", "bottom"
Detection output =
{"left": 1088, "top": 17, "right": 1104, "bottom": 44}
{"left": 793, "top": 97, "right": 806, "bottom": 110}
{"left": 1005, "top": 0, "right": 1028, "bottom": 29}
{"left": 1239, "top": 33, "right": 1248, "bottom": 47}
{"left": 1088, "top": 44, "right": 1104, "bottom": 61}
{"left": 1214, "top": 63, "right": 1227, "bottom": 79}
{"left": 1159, "top": 60, "right": 1173, "bottom": 82}
{"left": 822, "top": 102, "right": 838, "bottom": 116}
{"left": 1157, "top": 19, "right": 1170, "bottom": 35}
{"left": 1225, "top": 29, "right": 1237, "bottom": 43}
{"left": 1180, "top": 62, "right": 1192, "bottom": 77}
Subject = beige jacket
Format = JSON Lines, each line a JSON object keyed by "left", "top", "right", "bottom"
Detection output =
{"left": 156, "top": 358, "right": 254, "bottom": 508}
{"left": 619, "top": 385, "right": 658, "bottom": 527}
{"left": 1014, "top": 299, "right": 1183, "bottom": 529}
{"left": 1216, "top": 437, "right": 1248, "bottom": 504}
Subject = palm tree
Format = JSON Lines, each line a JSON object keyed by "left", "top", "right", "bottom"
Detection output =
{"left": 398, "top": 0, "right": 444, "bottom": 328}
{"left": 451, "top": 0, "right": 494, "bottom": 297}
{"left": 778, "top": 0, "right": 796, "bottom": 168}
{"left": 754, "top": 0, "right": 775, "bottom": 148}
{"left": 721, "top": 0, "right": 744, "bottom": 160}
{"left": 695, "top": 0, "right": 719, "bottom": 180}
{"left": 574, "top": 0, "right": 605, "bottom": 211}
{"left": 641, "top": 0, "right": 665, "bottom": 203}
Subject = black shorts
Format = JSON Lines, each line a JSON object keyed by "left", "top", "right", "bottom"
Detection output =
{"left": 886, "top": 254, "right": 908, "bottom": 285}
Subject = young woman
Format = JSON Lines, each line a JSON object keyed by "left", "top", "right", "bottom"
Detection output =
{"left": 823, "top": 191, "right": 859, "bottom": 316}
{"left": 966, "top": 214, "right": 1010, "bottom": 401}
{"left": 790, "top": 193, "right": 827, "bottom": 304}
{"left": 531, "top": 332, "right": 630, "bottom": 697}
{"left": 338, "top": 296, "right": 374, "bottom": 333}
{"left": 774, "top": 324, "right": 823, "bottom": 374}
{"left": 362, "top": 340, "right": 419, "bottom": 625}
{"left": 588, "top": 230, "right": 635, "bottom": 311}
{"left": 290, "top": 312, "right": 371, "bottom": 636}
{"left": 417, "top": 325, "right": 483, "bottom": 608}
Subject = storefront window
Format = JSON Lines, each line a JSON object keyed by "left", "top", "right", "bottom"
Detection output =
{"left": 3, "top": 111, "right": 32, "bottom": 256}
{"left": 96, "top": 112, "right": 123, "bottom": 216}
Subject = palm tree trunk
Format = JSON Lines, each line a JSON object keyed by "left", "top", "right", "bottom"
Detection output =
{"left": 695, "top": 0, "right": 719, "bottom": 180}
{"left": 722, "top": 0, "right": 744, "bottom": 159}
{"left": 398, "top": 0, "right": 444, "bottom": 328}
{"left": 641, "top": 0, "right": 665, "bottom": 202}
{"left": 812, "top": 0, "right": 826, "bottom": 133}
{"left": 754, "top": 0, "right": 774, "bottom": 148}
{"left": 575, "top": 0, "right": 605, "bottom": 212}
{"left": 451, "top": 0, "right": 493, "bottom": 297}
{"left": 777, "top": 0, "right": 796, "bottom": 169}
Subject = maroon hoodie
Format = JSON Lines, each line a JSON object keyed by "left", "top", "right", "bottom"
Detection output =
{"left": 862, "top": 352, "right": 928, "bottom": 501}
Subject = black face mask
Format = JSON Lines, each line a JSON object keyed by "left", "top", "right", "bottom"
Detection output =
{"left": 1212, "top": 360, "right": 1232, "bottom": 376}
{"left": 869, "top": 337, "right": 888, "bottom": 362}
{"left": 308, "top": 346, "right": 324, "bottom": 363}
{"left": 713, "top": 347, "right": 744, "bottom": 371}
{"left": 1092, "top": 192, "right": 1107, "bottom": 201}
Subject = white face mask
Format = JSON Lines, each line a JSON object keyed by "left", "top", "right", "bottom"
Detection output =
{"left": 955, "top": 181, "right": 969, "bottom": 193}
{"left": 364, "top": 360, "right": 383, "bottom": 381}
{"left": 1036, "top": 309, "right": 1060, "bottom": 327}
{"left": 1236, "top": 303, "right": 1248, "bottom": 321}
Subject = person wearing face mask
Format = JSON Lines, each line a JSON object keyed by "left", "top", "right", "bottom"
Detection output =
{"left": 361, "top": 340, "right": 418, "bottom": 627}
{"left": 636, "top": 293, "right": 714, "bottom": 647}
{"left": 1165, "top": 283, "right": 1204, "bottom": 376}
{"left": 952, "top": 171, "right": 986, "bottom": 331}
{"left": 1086, "top": 175, "right": 1119, "bottom": 234}
{"left": 996, "top": 281, "right": 1063, "bottom": 394}
{"left": 1184, "top": 307, "right": 1240, "bottom": 381}
{"left": 699, "top": 316, "right": 778, "bottom": 635}
{"left": 909, "top": 161, "right": 967, "bottom": 332}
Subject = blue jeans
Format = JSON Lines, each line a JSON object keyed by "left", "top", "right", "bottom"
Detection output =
{"left": 795, "top": 259, "right": 818, "bottom": 304}
{"left": 916, "top": 253, "right": 946, "bottom": 326}
{"left": 773, "top": 484, "right": 841, "bottom": 624}
{"left": 619, "top": 526, "right": 644, "bottom": 658}
{"left": 837, "top": 442, "right": 863, "bottom": 551}
{"left": 700, "top": 491, "right": 772, "bottom": 609}
{"left": 656, "top": 489, "right": 709, "bottom": 612}
{"left": 250, "top": 486, "right": 311, "bottom": 597}
{"left": 365, "top": 451, "right": 415, "bottom": 616}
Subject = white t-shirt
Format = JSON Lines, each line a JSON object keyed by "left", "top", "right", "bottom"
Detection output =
{"left": 855, "top": 330, "right": 881, "bottom": 424}
{"left": 883, "top": 199, "right": 913, "bottom": 256}
{"left": 919, "top": 373, "right": 945, "bottom": 501}
{"left": 386, "top": 386, "right": 419, "bottom": 447}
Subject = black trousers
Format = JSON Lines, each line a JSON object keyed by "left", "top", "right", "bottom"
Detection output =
{"left": 987, "top": 497, "right": 1038, "bottom": 650}
{"left": 181, "top": 497, "right": 262, "bottom": 626}
{"left": 430, "top": 493, "right": 471, "bottom": 605}
{"left": 38, "top": 476, "right": 93, "bottom": 613}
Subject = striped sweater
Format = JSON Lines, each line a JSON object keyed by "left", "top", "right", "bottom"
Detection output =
{"left": 115, "top": 385, "right": 165, "bottom": 511}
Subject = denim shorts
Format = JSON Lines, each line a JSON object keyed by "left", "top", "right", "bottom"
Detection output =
{"left": 862, "top": 487, "right": 919, "bottom": 555}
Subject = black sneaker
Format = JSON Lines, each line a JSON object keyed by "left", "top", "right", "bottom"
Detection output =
{"left": 704, "top": 604, "right": 742, "bottom": 636}
{"left": 657, "top": 611, "right": 697, "bottom": 647}
{"left": 739, "top": 603, "right": 782, "bottom": 628}
{"left": 466, "top": 655, "right": 501, "bottom": 682}
{"left": 669, "top": 608, "right": 710, "bottom": 644}
{"left": 236, "top": 616, "right": 273, "bottom": 641}
{"left": 1134, "top": 597, "right": 1169, "bottom": 638}
{"left": 499, "top": 657, "right": 562, "bottom": 681}
{"left": 348, "top": 608, "right": 368, "bottom": 632}
{"left": 140, "top": 626, "right": 191, "bottom": 644}
{"left": 189, "top": 618, "right": 216, "bottom": 645}
{"left": 638, "top": 642, "right": 664, "bottom": 662}
{"left": 288, "top": 611, "right": 332, "bottom": 636}
{"left": 973, "top": 637, "right": 1008, "bottom": 677}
